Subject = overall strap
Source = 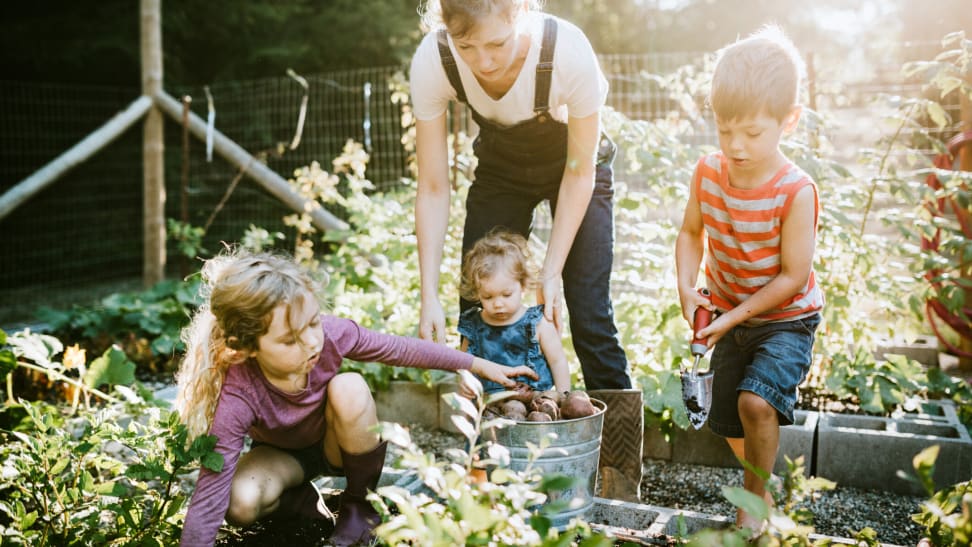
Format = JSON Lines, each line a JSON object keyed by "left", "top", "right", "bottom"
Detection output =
{"left": 533, "top": 17, "right": 558, "bottom": 115}
{"left": 436, "top": 29, "right": 468, "bottom": 104}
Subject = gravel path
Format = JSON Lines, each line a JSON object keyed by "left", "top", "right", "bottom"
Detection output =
{"left": 406, "top": 424, "right": 927, "bottom": 546}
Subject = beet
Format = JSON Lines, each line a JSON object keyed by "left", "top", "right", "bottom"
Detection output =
{"left": 531, "top": 397, "right": 560, "bottom": 420}
{"left": 526, "top": 411, "right": 552, "bottom": 422}
{"left": 500, "top": 399, "right": 528, "bottom": 419}
{"left": 560, "top": 390, "right": 597, "bottom": 419}
{"left": 508, "top": 382, "right": 535, "bottom": 404}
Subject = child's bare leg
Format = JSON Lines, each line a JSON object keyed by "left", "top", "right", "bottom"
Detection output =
{"left": 227, "top": 445, "right": 305, "bottom": 525}
{"left": 324, "top": 372, "right": 381, "bottom": 466}
{"left": 734, "top": 391, "right": 779, "bottom": 529}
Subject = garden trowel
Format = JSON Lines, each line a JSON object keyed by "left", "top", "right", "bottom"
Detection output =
{"left": 681, "top": 288, "right": 714, "bottom": 430}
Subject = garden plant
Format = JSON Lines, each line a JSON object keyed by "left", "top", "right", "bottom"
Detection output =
{"left": 1, "top": 32, "right": 971, "bottom": 545}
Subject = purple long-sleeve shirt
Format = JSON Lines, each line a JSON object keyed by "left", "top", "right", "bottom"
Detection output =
{"left": 179, "top": 315, "right": 473, "bottom": 546}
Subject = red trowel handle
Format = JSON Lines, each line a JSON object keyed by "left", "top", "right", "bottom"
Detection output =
{"left": 691, "top": 288, "right": 713, "bottom": 356}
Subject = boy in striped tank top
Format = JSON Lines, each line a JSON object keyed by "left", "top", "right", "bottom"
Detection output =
{"left": 674, "top": 25, "right": 824, "bottom": 534}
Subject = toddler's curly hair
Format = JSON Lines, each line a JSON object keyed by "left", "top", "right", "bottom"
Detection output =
{"left": 460, "top": 230, "right": 538, "bottom": 302}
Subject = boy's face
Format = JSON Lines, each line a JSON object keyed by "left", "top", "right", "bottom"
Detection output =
{"left": 715, "top": 107, "right": 799, "bottom": 186}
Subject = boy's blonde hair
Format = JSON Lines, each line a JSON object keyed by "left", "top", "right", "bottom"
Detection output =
{"left": 709, "top": 24, "right": 806, "bottom": 122}
{"left": 420, "top": 0, "right": 541, "bottom": 37}
{"left": 175, "top": 248, "right": 322, "bottom": 439}
{"left": 460, "top": 230, "right": 538, "bottom": 302}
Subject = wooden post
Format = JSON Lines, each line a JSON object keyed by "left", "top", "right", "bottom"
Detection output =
{"left": 141, "top": 0, "right": 165, "bottom": 287}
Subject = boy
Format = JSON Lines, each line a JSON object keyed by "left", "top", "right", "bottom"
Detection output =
{"left": 674, "top": 25, "right": 824, "bottom": 533}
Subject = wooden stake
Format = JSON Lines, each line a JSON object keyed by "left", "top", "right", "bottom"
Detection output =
{"left": 141, "top": 0, "right": 165, "bottom": 287}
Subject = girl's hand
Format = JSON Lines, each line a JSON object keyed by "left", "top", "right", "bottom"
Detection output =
{"left": 470, "top": 358, "right": 538, "bottom": 389}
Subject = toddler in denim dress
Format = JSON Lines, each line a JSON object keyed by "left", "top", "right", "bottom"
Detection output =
{"left": 458, "top": 230, "right": 571, "bottom": 395}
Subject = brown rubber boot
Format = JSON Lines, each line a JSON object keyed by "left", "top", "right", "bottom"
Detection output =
{"left": 330, "top": 440, "right": 388, "bottom": 546}
{"left": 588, "top": 389, "right": 644, "bottom": 502}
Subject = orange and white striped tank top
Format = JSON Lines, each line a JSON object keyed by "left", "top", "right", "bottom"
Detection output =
{"left": 695, "top": 152, "right": 824, "bottom": 325}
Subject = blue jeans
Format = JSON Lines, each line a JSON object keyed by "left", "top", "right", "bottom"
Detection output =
{"left": 708, "top": 313, "right": 821, "bottom": 438}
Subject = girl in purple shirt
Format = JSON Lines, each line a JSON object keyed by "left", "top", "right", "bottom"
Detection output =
{"left": 175, "top": 249, "right": 535, "bottom": 546}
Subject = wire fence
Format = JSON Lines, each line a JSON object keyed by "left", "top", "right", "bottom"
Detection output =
{"left": 0, "top": 42, "right": 963, "bottom": 325}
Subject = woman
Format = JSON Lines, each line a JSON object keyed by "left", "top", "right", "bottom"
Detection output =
{"left": 409, "top": 0, "right": 643, "bottom": 501}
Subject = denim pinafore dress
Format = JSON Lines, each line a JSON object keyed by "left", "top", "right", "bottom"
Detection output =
{"left": 458, "top": 305, "right": 554, "bottom": 393}
{"left": 437, "top": 18, "right": 631, "bottom": 390}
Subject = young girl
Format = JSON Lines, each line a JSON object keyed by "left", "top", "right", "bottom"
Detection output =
{"left": 458, "top": 231, "right": 570, "bottom": 395}
{"left": 175, "top": 249, "right": 536, "bottom": 547}
{"left": 410, "top": 0, "right": 644, "bottom": 501}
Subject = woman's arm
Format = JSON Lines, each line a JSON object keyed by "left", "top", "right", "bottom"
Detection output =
{"left": 540, "top": 111, "right": 601, "bottom": 331}
{"left": 415, "top": 114, "right": 452, "bottom": 343}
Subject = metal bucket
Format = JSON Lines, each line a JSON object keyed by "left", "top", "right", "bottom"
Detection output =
{"left": 483, "top": 398, "right": 606, "bottom": 528}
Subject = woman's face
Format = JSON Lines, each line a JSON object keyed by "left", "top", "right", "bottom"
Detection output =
{"left": 451, "top": 11, "right": 524, "bottom": 84}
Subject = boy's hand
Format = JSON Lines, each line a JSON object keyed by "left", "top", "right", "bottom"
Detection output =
{"left": 695, "top": 313, "right": 731, "bottom": 348}
{"left": 679, "top": 287, "right": 716, "bottom": 327}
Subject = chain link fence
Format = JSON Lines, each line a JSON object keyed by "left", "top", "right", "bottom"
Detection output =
{"left": 0, "top": 42, "right": 961, "bottom": 326}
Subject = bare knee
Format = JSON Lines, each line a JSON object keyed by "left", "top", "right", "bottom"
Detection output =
{"left": 737, "top": 391, "right": 776, "bottom": 424}
{"left": 327, "top": 373, "right": 375, "bottom": 423}
{"left": 226, "top": 479, "right": 264, "bottom": 526}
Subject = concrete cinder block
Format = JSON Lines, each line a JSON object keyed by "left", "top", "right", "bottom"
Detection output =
{"left": 374, "top": 381, "right": 439, "bottom": 428}
{"left": 670, "top": 410, "right": 818, "bottom": 476}
{"left": 874, "top": 336, "right": 940, "bottom": 367}
{"left": 816, "top": 412, "right": 972, "bottom": 495}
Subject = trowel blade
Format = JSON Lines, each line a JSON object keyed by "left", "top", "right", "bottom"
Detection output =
{"left": 680, "top": 370, "right": 714, "bottom": 430}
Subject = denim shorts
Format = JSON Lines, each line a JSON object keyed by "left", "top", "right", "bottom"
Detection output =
{"left": 707, "top": 313, "right": 821, "bottom": 438}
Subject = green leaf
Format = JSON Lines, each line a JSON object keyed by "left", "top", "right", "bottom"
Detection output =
{"left": 201, "top": 452, "right": 225, "bottom": 473}
{"left": 721, "top": 486, "right": 769, "bottom": 522}
{"left": 83, "top": 346, "right": 136, "bottom": 389}
{"left": 0, "top": 348, "right": 16, "bottom": 376}
{"left": 926, "top": 102, "right": 949, "bottom": 128}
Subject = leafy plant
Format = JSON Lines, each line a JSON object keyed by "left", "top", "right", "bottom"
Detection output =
{"left": 370, "top": 370, "right": 614, "bottom": 546}
{"left": 2, "top": 328, "right": 139, "bottom": 409}
{"left": 36, "top": 277, "right": 203, "bottom": 373}
{"left": 909, "top": 445, "right": 972, "bottom": 546}
{"left": 0, "top": 399, "right": 222, "bottom": 546}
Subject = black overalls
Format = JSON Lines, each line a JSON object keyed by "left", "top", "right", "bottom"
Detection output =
{"left": 437, "top": 18, "right": 630, "bottom": 389}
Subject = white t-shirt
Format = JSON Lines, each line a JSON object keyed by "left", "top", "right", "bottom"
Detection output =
{"left": 409, "top": 12, "right": 609, "bottom": 127}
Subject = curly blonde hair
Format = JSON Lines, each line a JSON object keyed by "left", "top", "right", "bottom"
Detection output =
{"left": 175, "top": 248, "right": 323, "bottom": 439}
{"left": 460, "top": 230, "right": 538, "bottom": 303}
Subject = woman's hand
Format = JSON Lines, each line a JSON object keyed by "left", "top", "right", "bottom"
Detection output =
{"left": 419, "top": 296, "right": 447, "bottom": 344}
{"left": 538, "top": 276, "right": 564, "bottom": 333}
